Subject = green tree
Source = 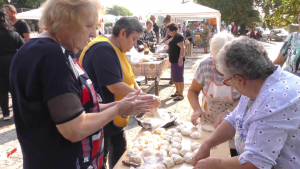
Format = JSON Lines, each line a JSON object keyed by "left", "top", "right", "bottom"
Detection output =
{"left": 0, "top": 0, "right": 5, "bottom": 7}
{"left": 253, "top": 0, "right": 282, "bottom": 29}
{"left": 195, "top": 0, "right": 261, "bottom": 35}
{"left": 106, "top": 5, "right": 133, "bottom": 16}
{"left": 265, "top": 0, "right": 299, "bottom": 27}
{"left": 1, "top": 0, "right": 45, "bottom": 8}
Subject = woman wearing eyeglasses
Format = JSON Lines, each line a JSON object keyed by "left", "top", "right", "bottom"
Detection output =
{"left": 193, "top": 36, "right": 300, "bottom": 169}
{"left": 187, "top": 32, "right": 240, "bottom": 157}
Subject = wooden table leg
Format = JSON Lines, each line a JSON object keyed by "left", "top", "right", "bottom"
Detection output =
{"left": 169, "top": 70, "right": 173, "bottom": 85}
{"left": 155, "top": 77, "right": 159, "bottom": 96}
{"left": 145, "top": 76, "right": 148, "bottom": 84}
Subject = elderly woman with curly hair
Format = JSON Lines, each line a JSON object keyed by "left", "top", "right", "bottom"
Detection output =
{"left": 9, "top": 0, "right": 155, "bottom": 168}
{"left": 192, "top": 37, "right": 300, "bottom": 169}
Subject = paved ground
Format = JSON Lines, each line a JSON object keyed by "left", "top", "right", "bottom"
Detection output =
{"left": 0, "top": 40, "right": 284, "bottom": 168}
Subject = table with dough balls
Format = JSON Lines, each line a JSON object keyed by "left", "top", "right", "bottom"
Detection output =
{"left": 114, "top": 120, "right": 230, "bottom": 169}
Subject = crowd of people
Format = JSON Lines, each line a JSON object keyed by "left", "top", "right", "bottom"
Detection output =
{"left": 1, "top": 0, "right": 300, "bottom": 169}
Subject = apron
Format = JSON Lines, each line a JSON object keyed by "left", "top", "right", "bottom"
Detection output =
{"left": 201, "top": 67, "right": 237, "bottom": 149}
{"left": 235, "top": 98, "right": 254, "bottom": 155}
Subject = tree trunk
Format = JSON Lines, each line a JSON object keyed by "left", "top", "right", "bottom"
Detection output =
{"left": 239, "top": 24, "right": 247, "bottom": 35}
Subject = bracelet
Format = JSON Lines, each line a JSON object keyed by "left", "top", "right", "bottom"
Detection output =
{"left": 226, "top": 110, "right": 231, "bottom": 114}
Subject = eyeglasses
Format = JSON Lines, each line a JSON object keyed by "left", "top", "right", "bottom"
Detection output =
{"left": 222, "top": 77, "right": 232, "bottom": 86}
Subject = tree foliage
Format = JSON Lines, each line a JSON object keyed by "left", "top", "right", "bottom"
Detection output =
{"left": 106, "top": 5, "right": 133, "bottom": 16}
{"left": 264, "top": 0, "right": 299, "bottom": 27}
{"left": 1, "top": 0, "right": 45, "bottom": 8}
{"left": 195, "top": 0, "right": 261, "bottom": 34}
{"left": 253, "top": 0, "right": 282, "bottom": 28}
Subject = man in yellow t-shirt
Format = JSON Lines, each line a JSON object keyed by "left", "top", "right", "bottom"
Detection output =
{"left": 79, "top": 17, "right": 160, "bottom": 169}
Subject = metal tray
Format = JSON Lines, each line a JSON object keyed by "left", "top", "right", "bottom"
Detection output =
{"left": 135, "top": 112, "right": 177, "bottom": 129}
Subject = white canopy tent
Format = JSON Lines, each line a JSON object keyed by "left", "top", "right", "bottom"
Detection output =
{"left": 154, "top": 2, "right": 221, "bottom": 32}
{"left": 18, "top": 8, "right": 43, "bottom": 20}
{"left": 18, "top": 8, "right": 120, "bottom": 33}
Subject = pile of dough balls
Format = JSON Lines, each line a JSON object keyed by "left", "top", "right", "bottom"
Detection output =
{"left": 127, "top": 121, "right": 205, "bottom": 168}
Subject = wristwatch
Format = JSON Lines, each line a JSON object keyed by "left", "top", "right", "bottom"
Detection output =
{"left": 226, "top": 110, "right": 231, "bottom": 114}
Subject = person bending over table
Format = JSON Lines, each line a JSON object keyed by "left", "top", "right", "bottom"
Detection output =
{"left": 9, "top": 1, "right": 155, "bottom": 169}
{"left": 188, "top": 32, "right": 240, "bottom": 157}
{"left": 192, "top": 37, "right": 300, "bottom": 169}
{"left": 167, "top": 23, "right": 185, "bottom": 101}
{"left": 79, "top": 17, "right": 161, "bottom": 169}
{"left": 159, "top": 14, "right": 173, "bottom": 45}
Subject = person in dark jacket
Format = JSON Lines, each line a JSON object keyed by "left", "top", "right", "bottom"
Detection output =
{"left": 0, "top": 10, "right": 24, "bottom": 121}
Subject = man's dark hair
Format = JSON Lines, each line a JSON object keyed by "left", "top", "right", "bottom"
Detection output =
{"left": 186, "top": 25, "right": 189, "bottom": 27}
{"left": 112, "top": 17, "right": 143, "bottom": 37}
{"left": 166, "top": 23, "right": 178, "bottom": 31}
{"left": 4, "top": 4, "right": 16, "bottom": 12}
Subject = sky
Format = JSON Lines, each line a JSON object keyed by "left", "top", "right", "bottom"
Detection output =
{"left": 100, "top": 0, "right": 185, "bottom": 16}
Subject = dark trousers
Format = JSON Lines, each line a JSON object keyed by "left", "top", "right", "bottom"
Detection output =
{"left": 103, "top": 130, "right": 127, "bottom": 169}
{"left": 0, "top": 57, "right": 12, "bottom": 117}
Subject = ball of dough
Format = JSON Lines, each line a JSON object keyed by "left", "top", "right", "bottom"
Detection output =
{"left": 171, "top": 154, "right": 184, "bottom": 164}
{"left": 161, "top": 131, "right": 173, "bottom": 137}
{"left": 171, "top": 137, "right": 182, "bottom": 144}
{"left": 132, "top": 142, "right": 144, "bottom": 151}
{"left": 129, "top": 154, "right": 142, "bottom": 164}
{"left": 138, "top": 136, "right": 148, "bottom": 144}
{"left": 190, "top": 131, "right": 203, "bottom": 139}
{"left": 202, "top": 125, "right": 215, "bottom": 132}
{"left": 148, "top": 138, "right": 159, "bottom": 144}
{"left": 176, "top": 125, "right": 185, "bottom": 132}
{"left": 160, "top": 149, "right": 168, "bottom": 157}
{"left": 191, "top": 142, "right": 201, "bottom": 151}
{"left": 142, "top": 148, "right": 154, "bottom": 157}
{"left": 162, "top": 135, "right": 172, "bottom": 142}
{"left": 147, "top": 142, "right": 159, "bottom": 150}
{"left": 171, "top": 142, "right": 182, "bottom": 150}
{"left": 155, "top": 128, "right": 166, "bottom": 135}
{"left": 162, "top": 157, "right": 175, "bottom": 168}
{"left": 127, "top": 148, "right": 140, "bottom": 157}
{"left": 181, "top": 128, "right": 192, "bottom": 136}
{"left": 169, "top": 148, "right": 180, "bottom": 156}
{"left": 142, "top": 131, "right": 152, "bottom": 138}
{"left": 160, "top": 144, "right": 171, "bottom": 152}
{"left": 183, "top": 121, "right": 194, "bottom": 129}
{"left": 159, "top": 140, "right": 169, "bottom": 147}
{"left": 184, "top": 152, "right": 193, "bottom": 164}
{"left": 168, "top": 128, "right": 178, "bottom": 134}
{"left": 173, "top": 132, "right": 182, "bottom": 138}
{"left": 174, "top": 120, "right": 184, "bottom": 126}
{"left": 180, "top": 148, "right": 192, "bottom": 157}
{"left": 151, "top": 134, "right": 161, "bottom": 141}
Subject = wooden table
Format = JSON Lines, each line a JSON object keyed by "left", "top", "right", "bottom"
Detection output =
{"left": 114, "top": 125, "right": 230, "bottom": 169}
{"left": 130, "top": 58, "right": 171, "bottom": 96}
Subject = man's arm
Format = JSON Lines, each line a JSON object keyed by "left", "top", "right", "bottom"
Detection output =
{"left": 23, "top": 33, "right": 30, "bottom": 42}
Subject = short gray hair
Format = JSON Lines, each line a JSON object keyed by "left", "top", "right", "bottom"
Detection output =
{"left": 112, "top": 17, "right": 143, "bottom": 38}
{"left": 210, "top": 32, "right": 234, "bottom": 59}
{"left": 215, "top": 36, "right": 274, "bottom": 80}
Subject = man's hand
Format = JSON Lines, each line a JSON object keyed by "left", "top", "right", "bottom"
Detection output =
{"left": 178, "top": 57, "right": 183, "bottom": 67}
{"left": 214, "top": 111, "right": 228, "bottom": 129}
{"left": 191, "top": 109, "right": 204, "bottom": 126}
{"left": 149, "top": 42, "right": 154, "bottom": 45}
{"left": 116, "top": 90, "right": 155, "bottom": 116}
{"left": 192, "top": 142, "right": 211, "bottom": 166}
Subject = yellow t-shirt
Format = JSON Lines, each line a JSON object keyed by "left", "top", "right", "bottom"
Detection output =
{"left": 79, "top": 35, "right": 135, "bottom": 128}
